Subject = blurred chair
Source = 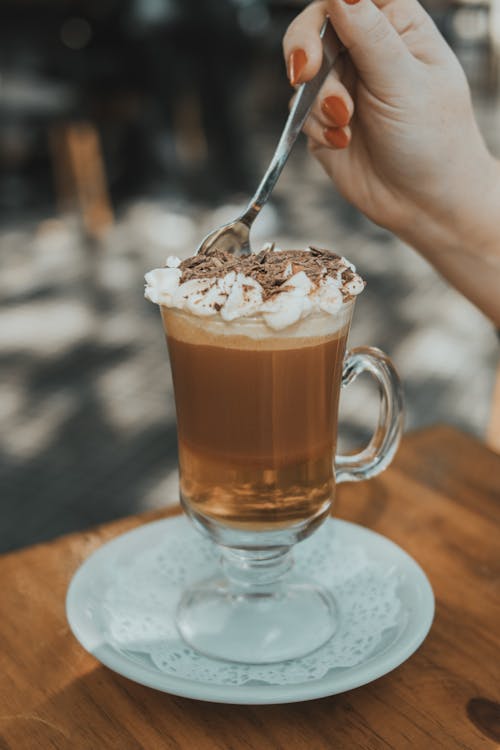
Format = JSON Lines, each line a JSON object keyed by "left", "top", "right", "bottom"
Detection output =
{"left": 0, "top": 1, "right": 117, "bottom": 229}
{"left": 50, "top": 122, "right": 113, "bottom": 239}
{"left": 0, "top": 74, "right": 113, "bottom": 238}
{"left": 0, "top": 72, "right": 75, "bottom": 214}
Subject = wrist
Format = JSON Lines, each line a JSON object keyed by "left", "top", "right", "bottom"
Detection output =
{"left": 397, "top": 151, "right": 500, "bottom": 261}
{"left": 395, "top": 151, "right": 500, "bottom": 325}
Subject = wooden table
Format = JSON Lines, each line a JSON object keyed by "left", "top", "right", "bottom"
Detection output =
{"left": 1, "top": 426, "right": 499, "bottom": 749}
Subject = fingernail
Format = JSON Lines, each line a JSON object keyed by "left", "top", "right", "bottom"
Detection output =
{"left": 344, "top": 0, "right": 361, "bottom": 5}
{"left": 324, "top": 127, "right": 350, "bottom": 149}
{"left": 322, "top": 96, "right": 351, "bottom": 127}
{"left": 288, "top": 48, "right": 307, "bottom": 86}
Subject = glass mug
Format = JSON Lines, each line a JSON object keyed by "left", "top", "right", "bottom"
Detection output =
{"left": 160, "top": 298, "right": 403, "bottom": 663}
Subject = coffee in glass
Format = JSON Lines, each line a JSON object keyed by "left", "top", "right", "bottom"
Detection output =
{"left": 146, "top": 245, "right": 403, "bottom": 663}
{"left": 163, "top": 307, "right": 349, "bottom": 535}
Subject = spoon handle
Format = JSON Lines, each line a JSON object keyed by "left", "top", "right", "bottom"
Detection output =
{"left": 244, "top": 20, "right": 343, "bottom": 223}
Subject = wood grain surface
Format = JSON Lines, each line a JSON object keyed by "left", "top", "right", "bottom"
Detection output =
{"left": 0, "top": 426, "right": 499, "bottom": 750}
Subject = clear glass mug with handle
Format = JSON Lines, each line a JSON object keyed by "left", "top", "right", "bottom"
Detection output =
{"left": 161, "top": 298, "right": 403, "bottom": 664}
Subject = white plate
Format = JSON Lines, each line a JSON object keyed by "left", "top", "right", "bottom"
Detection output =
{"left": 66, "top": 516, "right": 434, "bottom": 705}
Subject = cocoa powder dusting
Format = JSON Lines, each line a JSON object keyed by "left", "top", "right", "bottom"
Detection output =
{"left": 179, "top": 246, "right": 356, "bottom": 301}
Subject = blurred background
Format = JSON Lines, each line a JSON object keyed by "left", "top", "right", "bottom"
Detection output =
{"left": 1, "top": 0, "right": 499, "bottom": 552}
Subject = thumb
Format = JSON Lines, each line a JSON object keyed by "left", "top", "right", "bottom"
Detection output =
{"left": 326, "top": 0, "right": 414, "bottom": 93}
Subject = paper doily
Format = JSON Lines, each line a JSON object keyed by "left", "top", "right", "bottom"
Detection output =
{"left": 94, "top": 518, "right": 402, "bottom": 686}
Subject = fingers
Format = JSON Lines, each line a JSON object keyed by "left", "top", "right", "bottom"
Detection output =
{"left": 283, "top": 1, "right": 327, "bottom": 84}
{"left": 324, "top": 0, "right": 414, "bottom": 89}
{"left": 290, "top": 62, "right": 354, "bottom": 149}
{"left": 371, "top": 0, "right": 435, "bottom": 36}
{"left": 312, "top": 70, "right": 354, "bottom": 127}
{"left": 289, "top": 62, "right": 354, "bottom": 135}
{"left": 284, "top": 0, "right": 437, "bottom": 97}
{"left": 284, "top": 0, "right": 415, "bottom": 92}
{"left": 303, "top": 112, "right": 352, "bottom": 150}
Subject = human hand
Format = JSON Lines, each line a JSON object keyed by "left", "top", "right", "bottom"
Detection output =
{"left": 283, "top": 0, "right": 498, "bottom": 239}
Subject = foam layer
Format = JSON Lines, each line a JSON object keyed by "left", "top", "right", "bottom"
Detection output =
{"left": 162, "top": 306, "right": 353, "bottom": 349}
{"left": 145, "top": 244, "right": 364, "bottom": 331}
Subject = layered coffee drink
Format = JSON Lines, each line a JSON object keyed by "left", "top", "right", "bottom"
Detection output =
{"left": 144, "top": 242, "right": 405, "bottom": 666}
{"left": 145, "top": 245, "right": 365, "bottom": 532}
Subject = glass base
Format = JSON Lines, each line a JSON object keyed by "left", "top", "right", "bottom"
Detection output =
{"left": 176, "top": 576, "right": 338, "bottom": 664}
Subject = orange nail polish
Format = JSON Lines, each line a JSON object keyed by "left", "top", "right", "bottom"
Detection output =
{"left": 288, "top": 48, "right": 307, "bottom": 86}
{"left": 322, "top": 96, "right": 351, "bottom": 127}
{"left": 344, "top": 0, "right": 361, "bottom": 5}
{"left": 324, "top": 127, "right": 350, "bottom": 149}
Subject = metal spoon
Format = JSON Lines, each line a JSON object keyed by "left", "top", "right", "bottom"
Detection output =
{"left": 196, "top": 20, "right": 343, "bottom": 257}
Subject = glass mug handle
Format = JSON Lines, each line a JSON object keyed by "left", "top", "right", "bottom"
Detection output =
{"left": 335, "top": 346, "right": 404, "bottom": 483}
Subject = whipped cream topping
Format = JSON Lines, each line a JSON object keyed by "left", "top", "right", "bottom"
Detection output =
{"left": 145, "top": 245, "right": 365, "bottom": 330}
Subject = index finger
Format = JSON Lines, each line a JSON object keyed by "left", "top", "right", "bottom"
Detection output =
{"left": 283, "top": 1, "right": 327, "bottom": 84}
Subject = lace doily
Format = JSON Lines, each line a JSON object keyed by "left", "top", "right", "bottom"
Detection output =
{"left": 99, "top": 518, "right": 402, "bottom": 686}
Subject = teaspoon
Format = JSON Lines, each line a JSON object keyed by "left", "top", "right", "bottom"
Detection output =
{"left": 196, "top": 20, "right": 343, "bottom": 257}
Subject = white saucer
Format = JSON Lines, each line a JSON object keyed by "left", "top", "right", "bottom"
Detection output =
{"left": 66, "top": 516, "right": 434, "bottom": 705}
